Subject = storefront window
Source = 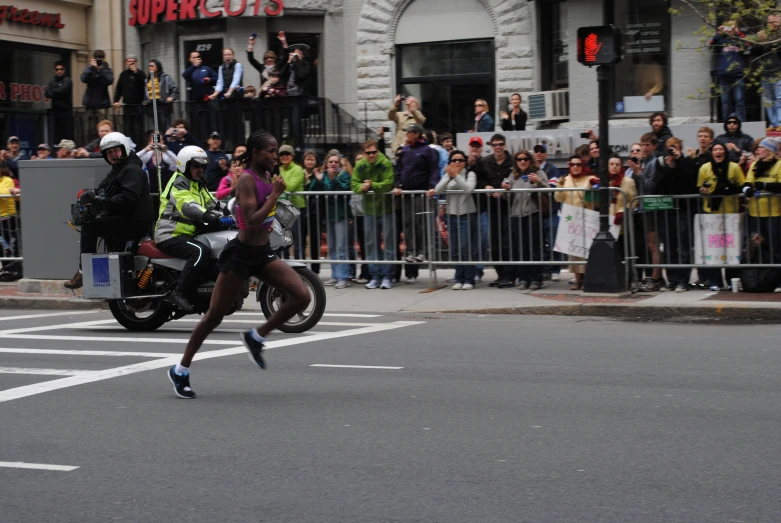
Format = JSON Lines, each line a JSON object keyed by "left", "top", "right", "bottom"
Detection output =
{"left": 540, "top": 0, "right": 569, "bottom": 90}
{"left": 612, "top": 0, "right": 670, "bottom": 116}
{"left": 397, "top": 40, "right": 494, "bottom": 132}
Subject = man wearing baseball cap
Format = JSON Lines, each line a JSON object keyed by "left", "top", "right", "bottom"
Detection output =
{"left": 533, "top": 143, "right": 562, "bottom": 281}
{"left": 33, "top": 144, "right": 52, "bottom": 160}
{"left": 392, "top": 122, "right": 439, "bottom": 264}
{"left": 1, "top": 137, "right": 25, "bottom": 178}
{"left": 204, "top": 131, "right": 229, "bottom": 191}
{"left": 55, "top": 139, "right": 77, "bottom": 158}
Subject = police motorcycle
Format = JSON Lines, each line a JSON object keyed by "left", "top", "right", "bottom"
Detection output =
{"left": 72, "top": 147, "right": 326, "bottom": 334}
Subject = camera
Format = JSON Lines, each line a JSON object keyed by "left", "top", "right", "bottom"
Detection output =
{"left": 630, "top": 156, "right": 640, "bottom": 164}
{"left": 667, "top": 147, "right": 676, "bottom": 156}
{"left": 382, "top": 126, "right": 390, "bottom": 133}
{"left": 96, "top": 59, "right": 103, "bottom": 67}
{"left": 400, "top": 96, "right": 407, "bottom": 101}
{"left": 703, "top": 181, "right": 712, "bottom": 188}
{"left": 71, "top": 190, "right": 109, "bottom": 225}
{"left": 580, "top": 132, "right": 590, "bottom": 139}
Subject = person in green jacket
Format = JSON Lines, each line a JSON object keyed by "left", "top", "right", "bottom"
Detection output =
{"left": 277, "top": 144, "right": 306, "bottom": 259}
{"left": 310, "top": 153, "right": 352, "bottom": 288}
{"left": 155, "top": 146, "right": 229, "bottom": 311}
{"left": 351, "top": 139, "right": 396, "bottom": 289}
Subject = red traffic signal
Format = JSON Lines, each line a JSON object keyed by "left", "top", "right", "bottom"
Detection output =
{"left": 577, "top": 25, "right": 622, "bottom": 66}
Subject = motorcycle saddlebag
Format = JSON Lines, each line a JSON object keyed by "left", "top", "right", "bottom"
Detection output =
{"left": 81, "top": 253, "right": 137, "bottom": 299}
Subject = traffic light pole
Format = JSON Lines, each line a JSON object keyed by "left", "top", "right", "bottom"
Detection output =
{"left": 583, "top": 64, "right": 626, "bottom": 293}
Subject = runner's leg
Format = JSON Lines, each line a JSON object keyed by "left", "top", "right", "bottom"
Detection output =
{"left": 180, "top": 269, "right": 246, "bottom": 367}
{"left": 254, "top": 259, "right": 311, "bottom": 338}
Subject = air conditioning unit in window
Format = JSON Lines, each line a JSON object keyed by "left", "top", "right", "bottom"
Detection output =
{"left": 526, "top": 90, "right": 570, "bottom": 122}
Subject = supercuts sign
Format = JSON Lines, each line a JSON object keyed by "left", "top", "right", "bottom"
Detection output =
{"left": 0, "top": 5, "right": 65, "bottom": 29}
{"left": 129, "top": 0, "right": 284, "bottom": 26}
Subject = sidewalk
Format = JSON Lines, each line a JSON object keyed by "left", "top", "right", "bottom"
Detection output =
{"left": 5, "top": 269, "right": 781, "bottom": 320}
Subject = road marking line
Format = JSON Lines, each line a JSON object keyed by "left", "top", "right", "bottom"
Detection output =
{"left": 80, "top": 326, "right": 328, "bottom": 336}
{"left": 0, "top": 311, "right": 103, "bottom": 322}
{"left": 0, "top": 461, "right": 79, "bottom": 471}
{"left": 230, "top": 312, "right": 383, "bottom": 318}
{"left": 310, "top": 364, "right": 403, "bottom": 370}
{"left": 0, "top": 367, "right": 95, "bottom": 376}
{"left": 0, "top": 321, "right": 424, "bottom": 403}
{"left": 0, "top": 334, "right": 241, "bottom": 345}
{"left": 171, "top": 319, "right": 383, "bottom": 327}
{"left": 0, "top": 319, "right": 118, "bottom": 335}
{"left": 0, "top": 348, "right": 182, "bottom": 358}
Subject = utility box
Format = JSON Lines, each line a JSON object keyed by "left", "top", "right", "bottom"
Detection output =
{"left": 81, "top": 253, "right": 136, "bottom": 299}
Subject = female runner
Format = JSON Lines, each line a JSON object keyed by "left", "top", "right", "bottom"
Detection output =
{"left": 168, "top": 130, "right": 311, "bottom": 399}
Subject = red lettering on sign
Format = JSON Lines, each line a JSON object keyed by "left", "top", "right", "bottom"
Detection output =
{"left": 0, "top": 4, "right": 64, "bottom": 28}
{"left": 179, "top": 0, "right": 197, "bottom": 19}
{"left": 0, "top": 82, "right": 6, "bottom": 101}
{"left": 199, "top": 0, "right": 220, "bottom": 18}
{"left": 137, "top": 0, "right": 150, "bottom": 25}
{"left": 225, "top": 0, "right": 246, "bottom": 17}
{"left": 31, "top": 85, "right": 43, "bottom": 103}
{"left": 129, "top": 0, "right": 137, "bottom": 26}
{"left": 10, "top": 83, "right": 20, "bottom": 102}
{"left": 266, "top": 0, "right": 284, "bottom": 16}
{"left": 150, "top": 0, "right": 165, "bottom": 23}
{"left": 20, "top": 84, "right": 31, "bottom": 102}
{"left": 164, "top": 0, "right": 178, "bottom": 21}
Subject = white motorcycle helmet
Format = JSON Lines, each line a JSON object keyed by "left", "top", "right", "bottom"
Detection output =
{"left": 99, "top": 132, "right": 132, "bottom": 164}
{"left": 176, "top": 146, "right": 209, "bottom": 179}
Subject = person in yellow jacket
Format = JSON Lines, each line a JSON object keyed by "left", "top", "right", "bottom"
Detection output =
{"left": 0, "top": 167, "right": 21, "bottom": 281}
{"left": 155, "top": 146, "right": 227, "bottom": 311}
{"left": 277, "top": 144, "right": 306, "bottom": 259}
{"left": 388, "top": 94, "right": 426, "bottom": 154}
{"left": 697, "top": 142, "right": 746, "bottom": 290}
{"left": 743, "top": 138, "right": 781, "bottom": 291}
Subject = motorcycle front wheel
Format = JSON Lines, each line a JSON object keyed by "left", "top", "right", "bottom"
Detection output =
{"left": 109, "top": 298, "right": 172, "bottom": 331}
{"left": 258, "top": 266, "right": 326, "bottom": 333}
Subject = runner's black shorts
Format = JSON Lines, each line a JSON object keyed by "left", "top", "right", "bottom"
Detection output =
{"left": 217, "top": 239, "right": 278, "bottom": 279}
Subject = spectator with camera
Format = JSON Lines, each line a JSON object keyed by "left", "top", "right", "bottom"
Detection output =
{"left": 0, "top": 136, "right": 25, "bottom": 177}
{"left": 64, "top": 132, "right": 154, "bottom": 290}
{"left": 743, "top": 138, "right": 781, "bottom": 291}
{"left": 165, "top": 119, "right": 201, "bottom": 156}
{"left": 697, "top": 142, "right": 746, "bottom": 290}
{"left": 276, "top": 32, "right": 312, "bottom": 97}
{"left": 656, "top": 137, "right": 698, "bottom": 292}
{"left": 709, "top": 20, "right": 749, "bottom": 122}
{"left": 389, "top": 94, "right": 426, "bottom": 154}
{"left": 502, "top": 150, "right": 548, "bottom": 290}
{"left": 80, "top": 50, "right": 114, "bottom": 111}
{"left": 137, "top": 130, "right": 178, "bottom": 192}
{"left": 714, "top": 115, "right": 754, "bottom": 163}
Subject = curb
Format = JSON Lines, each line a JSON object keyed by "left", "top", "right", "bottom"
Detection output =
{"left": 0, "top": 296, "right": 108, "bottom": 311}
{"left": 415, "top": 303, "right": 781, "bottom": 320}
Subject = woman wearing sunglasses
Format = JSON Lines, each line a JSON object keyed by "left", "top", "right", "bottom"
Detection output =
{"left": 554, "top": 155, "right": 596, "bottom": 290}
{"left": 431, "top": 150, "right": 478, "bottom": 289}
{"left": 502, "top": 150, "right": 549, "bottom": 290}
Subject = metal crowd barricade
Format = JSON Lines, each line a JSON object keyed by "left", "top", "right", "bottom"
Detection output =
{"left": 628, "top": 193, "right": 781, "bottom": 288}
{"left": 280, "top": 187, "right": 631, "bottom": 288}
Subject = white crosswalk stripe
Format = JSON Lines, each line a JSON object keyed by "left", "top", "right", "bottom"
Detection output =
{"left": 0, "top": 312, "right": 423, "bottom": 403}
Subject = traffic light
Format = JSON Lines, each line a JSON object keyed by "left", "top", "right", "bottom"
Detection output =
{"left": 577, "top": 25, "right": 623, "bottom": 66}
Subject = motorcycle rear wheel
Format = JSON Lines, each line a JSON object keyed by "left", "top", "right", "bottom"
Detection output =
{"left": 258, "top": 267, "right": 326, "bottom": 333}
{"left": 109, "top": 298, "right": 172, "bottom": 331}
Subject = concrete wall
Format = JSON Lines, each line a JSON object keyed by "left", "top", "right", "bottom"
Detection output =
{"left": 565, "top": 0, "right": 602, "bottom": 122}
{"left": 19, "top": 159, "right": 110, "bottom": 280}
{"left": 669, "top": 0, "right": 711, "bottom": 118}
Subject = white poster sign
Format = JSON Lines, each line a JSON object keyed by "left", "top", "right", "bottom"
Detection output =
{"left": 553, "top": 203, "right": 622, "bottom": 258}
{"left": 693, "top": 213, "right": 744, "bottom": 265}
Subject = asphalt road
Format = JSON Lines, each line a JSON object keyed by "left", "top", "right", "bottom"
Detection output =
{"left": 1, "top": 308, "right": 780, "bottom": 523}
